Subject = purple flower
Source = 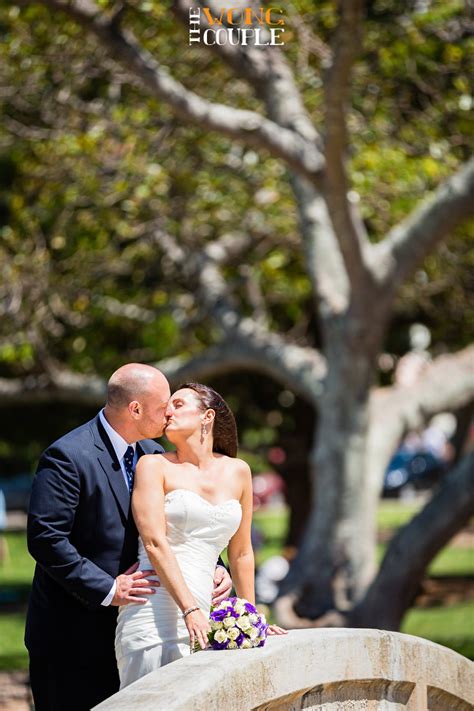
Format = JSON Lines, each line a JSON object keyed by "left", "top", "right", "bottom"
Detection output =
{"left": 213, "top": 641, "right": 229, "bottom": 650}
{"left": 244, "top": 602, "right": 257, "bottom": 614}
{"left": 210, "top": 608, "right": 228, "bottom": 622}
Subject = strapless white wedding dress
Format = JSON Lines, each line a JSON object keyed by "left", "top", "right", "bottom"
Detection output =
{"left": 115, "top": 488, "right": 242, "bottom": 688}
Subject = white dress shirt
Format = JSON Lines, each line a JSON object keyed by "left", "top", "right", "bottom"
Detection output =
{"left": 99, "top": 409, "right": 137, "bottom": 606}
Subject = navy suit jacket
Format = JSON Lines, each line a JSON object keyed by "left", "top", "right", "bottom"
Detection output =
{"left": 25, "top": 415, "right": 164, "bottom": 658}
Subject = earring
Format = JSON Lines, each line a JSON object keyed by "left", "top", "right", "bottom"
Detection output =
{"left": 200, "top": 422, "right": 208, "bottom": 444}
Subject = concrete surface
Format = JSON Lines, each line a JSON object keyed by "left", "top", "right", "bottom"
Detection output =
{"left": 92, "top": 628, "right": 474, "bottom": 710}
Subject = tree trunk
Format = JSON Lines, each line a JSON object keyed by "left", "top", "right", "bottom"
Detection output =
{"left": 349, "top": 452, "right": 474, "bottom": 630}
{"left": 281, "top": 332, "right": 379, "bottom": 616}
{"left": 273, "top": 405, "right": 314, "bottom": 549}
{"left": 278, "top": 447, "right": 312, "bottom": 550}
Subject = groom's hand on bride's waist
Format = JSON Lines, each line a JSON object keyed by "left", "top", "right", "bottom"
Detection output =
{"left": 111, "top": 562, "right": 161, "bottom": 606}
{"left": 212, "top": 566, "right": 232, "bottom": 605}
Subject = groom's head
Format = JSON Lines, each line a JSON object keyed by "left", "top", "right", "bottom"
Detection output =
{"left": 104, "top": 363, "right": 171, "bottom": 442}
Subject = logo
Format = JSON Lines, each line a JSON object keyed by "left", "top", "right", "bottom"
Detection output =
{"left": 188, "top": 6, "right": 285, "bottom": 46}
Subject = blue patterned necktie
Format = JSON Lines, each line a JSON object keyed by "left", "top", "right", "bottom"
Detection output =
{"left": 123, "top": 445, "right": 135, "bottom": 493}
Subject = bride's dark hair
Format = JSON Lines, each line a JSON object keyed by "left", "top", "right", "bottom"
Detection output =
{"left": 178, "top": 383, "right": 238, "bottom": 458}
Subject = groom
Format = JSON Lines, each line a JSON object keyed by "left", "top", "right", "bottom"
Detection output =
{"left": 25, "top": 364, "right": 232, "bottom": 711}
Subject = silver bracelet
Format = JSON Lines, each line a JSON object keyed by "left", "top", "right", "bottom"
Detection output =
{"left": 182, "top": 606, "right": 200, "bottom": 619}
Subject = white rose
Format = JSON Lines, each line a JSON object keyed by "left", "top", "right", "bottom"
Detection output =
{"left": 248, "top": 613, "right": 258, "bottom": 624}
{"left": 227, "top": 627, "right": 240, "bottom": 640}
{"left": 241, "top": 639, "right": 252, "bottom": 649}
{"left": 236, "top": 616, "right": 252, "bottom": 631}
{"left": 234, "top": 602, "right": 245, "bottom": 615}
{"left": 212, "top": 621, "right": 224, "bottom": 630}
{"left": 214, "top": 629, "right": 228, "bottom": 643}
{"left": 248, "top": 627, "right": 259, "bottom": 640}
{"left": 227, "top": 641, "right": 238, "bottom": 649}
{"left": 223, "top": 617, "right": 236, "bottom": 628}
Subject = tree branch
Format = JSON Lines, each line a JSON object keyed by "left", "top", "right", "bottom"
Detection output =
{"left": 0, "top": 330, "right": 326, "bottom": 407}
{"left": 367, "top": 344, "right": 474, "bottom": 490}
{"left": 93, "top": 295, "right": 156, "bottom": 324}
{"left": 172, "top": 0, "right": 321, "bottom": 144}
{"left": 172, "top": 0, "right": 348, "bottom": 314}
{"left": 323, "top": 0, "right": 370, "bottom": 288}
{"left": 350, "top": 451, "right": 474, "bottom": 630}
{"left": 290, "top": 178, "right": 350, "bottom": 316}
{"left": 374, "top": 158, "right": 474, "bottom": 293}
{"left": 203, "top": 232, "right": 256, "bottom": 265}
{"left": 180, "top": 0, "right": 323, "bottom": 148}
{"left": 158, "top": 334, "right": 326, "bottom": 403}
{"left": 0, "top": 371, "right": 106, "bottom": 407}
{"left": 30, "top": 0, "right": 324, "bottom": 184}
{"left": 152, "top": 228, "right": 328, "bottom": 402}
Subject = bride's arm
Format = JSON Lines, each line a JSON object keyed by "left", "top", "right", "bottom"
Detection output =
{"left": 227, "top": 461, "right": 255, "bottom": 604}
{"left": 132, "top": 455, "right": 210, "bottom": 648}
{"left": 227, "top": 462, "right": 288, "bottom": 637}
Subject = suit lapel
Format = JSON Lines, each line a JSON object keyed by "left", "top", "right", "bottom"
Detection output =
{"left": 136, "top": 441, "right": 152, "bottom": 460}
{"left": 91, "top": 416, "right": 130, "bottom": 519}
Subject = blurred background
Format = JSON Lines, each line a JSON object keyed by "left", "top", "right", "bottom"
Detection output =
{"left": 0, "top": 0, "right": 473, "bottom": 707}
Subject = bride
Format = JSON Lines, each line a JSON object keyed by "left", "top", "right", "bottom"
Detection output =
{"left": 115, "top": 382, "right": 286, "bottom": 687}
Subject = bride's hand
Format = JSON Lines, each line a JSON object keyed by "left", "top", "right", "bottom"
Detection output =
{"left": 267, "top": 624, "right": 288, "bottom": 635}
{"left": 184, "top": 608, "right": 211, "bottom": 650}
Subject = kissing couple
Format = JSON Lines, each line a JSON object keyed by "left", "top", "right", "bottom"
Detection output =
{"left": 25, "top": 363, "right": 286, "bottom": 710}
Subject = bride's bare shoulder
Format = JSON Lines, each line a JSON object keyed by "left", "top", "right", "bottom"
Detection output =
{"left": 219, "top": 455, "right": 251, "bottom": 480}
{"left": 236, "top": 457, "right": 252, "bottom": 480}
{"left": 136, "top": 452, "right": 174, "bottom": 473}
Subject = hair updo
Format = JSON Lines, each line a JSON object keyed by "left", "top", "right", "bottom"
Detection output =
{"left": 178, "top": 383, "right": 238, "bottom": 458}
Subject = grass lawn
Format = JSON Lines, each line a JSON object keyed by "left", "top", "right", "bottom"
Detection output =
{"left": 0, "top": 532, "right": 35, "bottom": 588}
{"left": 0, "top": 502, "right": 472, "bottom": 669}
{"left": 402, "top": 602, "right": 474, "bottom": 660}
{"left": 376, "top": 499, "right": 425, "bottom": 530}
{"left": 0, "top": 613, "right": 28, "bottom": 671}
{"left": 0, "top": 532, "right": 35, "bottom": 670}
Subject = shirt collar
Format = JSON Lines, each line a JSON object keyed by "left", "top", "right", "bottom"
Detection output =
{"left": 99, "top": 409, "right": 136, "bottom": 463}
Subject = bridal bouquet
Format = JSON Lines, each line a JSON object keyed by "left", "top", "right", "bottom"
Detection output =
{"left": 208, "top": 597, "right": 268, "bottom": 650}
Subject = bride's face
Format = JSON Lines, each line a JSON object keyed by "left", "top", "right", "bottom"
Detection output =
{"left": 164, "top": 388, "right": 208, "bottom": 440}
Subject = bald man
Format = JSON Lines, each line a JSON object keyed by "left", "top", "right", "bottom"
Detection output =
{"left": 25, "top": 364, "right": 232, "bottom": 711}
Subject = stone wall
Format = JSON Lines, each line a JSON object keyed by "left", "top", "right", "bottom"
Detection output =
{"left": 93, "top": 629, "right": 474, "bottom": 710}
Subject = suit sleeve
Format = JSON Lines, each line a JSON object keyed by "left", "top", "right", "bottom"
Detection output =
{"left": 27, "top": 445, "right": 115, "bottom": 609}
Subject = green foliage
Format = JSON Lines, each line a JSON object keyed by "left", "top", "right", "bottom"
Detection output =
{"left": 0, "top": 0, "right": 471, "bottom": 392}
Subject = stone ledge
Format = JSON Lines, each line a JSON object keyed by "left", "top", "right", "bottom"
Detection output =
{"left": 93, "top": 628, "right": 474, "bottom": 710}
